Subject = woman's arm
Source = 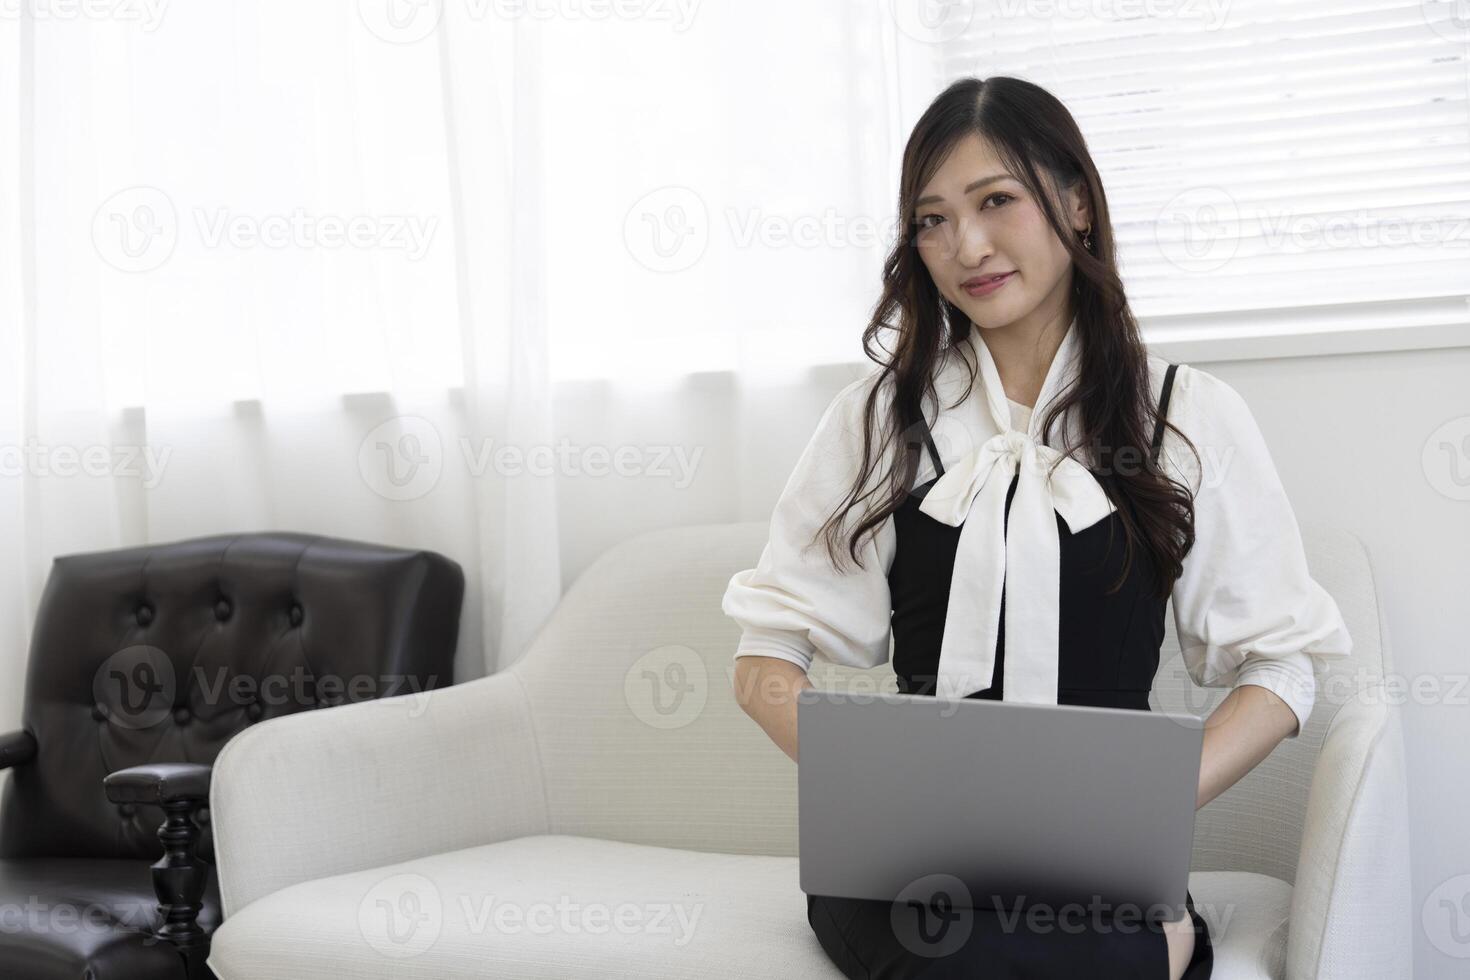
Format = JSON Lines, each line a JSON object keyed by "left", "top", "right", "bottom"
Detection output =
{"left": 1195, "top": 682, "right": 1300, "bottom": 809}
{"left": 732, "top": 655, "right": 811, "bottom": 765}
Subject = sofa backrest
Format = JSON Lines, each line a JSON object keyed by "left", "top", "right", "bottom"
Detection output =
{"left": 511, "top": 520, "right": 1384, "bottom": 885}
{"left": 0, "top": 532, "right": 464, "bottom": 864}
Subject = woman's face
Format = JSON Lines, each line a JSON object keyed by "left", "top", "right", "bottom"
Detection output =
{"left": 912, "top": 131, "right": 1088, "bottom": 335}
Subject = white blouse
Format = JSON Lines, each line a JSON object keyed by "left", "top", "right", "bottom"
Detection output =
{"left": 721, "top": 319, "right": 1353, "bottom": 738}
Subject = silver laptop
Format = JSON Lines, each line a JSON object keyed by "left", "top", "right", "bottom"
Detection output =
{"left": 797, "top": 688, "right": 1204, "bottom": 924}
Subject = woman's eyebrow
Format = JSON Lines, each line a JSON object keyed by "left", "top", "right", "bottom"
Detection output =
{"left": 914, "top": 174, "right": 1011, "bottom": 208}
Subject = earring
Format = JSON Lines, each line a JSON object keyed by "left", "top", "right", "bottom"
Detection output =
{"left": 1081, "top": 224, "right": 1094, "bottom": 252}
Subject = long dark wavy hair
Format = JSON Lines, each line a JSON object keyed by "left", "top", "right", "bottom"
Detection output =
{"left": 815, "top": 75, "right": 1199, "bottom": 598}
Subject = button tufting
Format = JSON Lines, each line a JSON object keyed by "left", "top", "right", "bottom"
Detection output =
{"left": 214, "top": 598, "right": 232, "bottom": 621}
{"left": 119, "top": 803, "right": 136, "bottom": 818}
{"left": 135, "top": 604, "right": 154, "bottom": 626}
{"left": 197, "top": 807, "right": 210, "bottom": 825}
{"left": 173, "top": 707, "right": 191, "bottom": 725}
{"left": 246, "top": 702, "right": 264, "bottom": 721}
{"left": 289, "top": 603, "right": 304, "bottom": 626}
{"left": 91, "top": 702, "right": 107, "bottom": 722}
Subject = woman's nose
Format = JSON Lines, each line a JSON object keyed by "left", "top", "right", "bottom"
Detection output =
{"left": 951, "top": 217, "right": 993, "bottom": 266}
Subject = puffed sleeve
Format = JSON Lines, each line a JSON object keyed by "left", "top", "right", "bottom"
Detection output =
{"left": 721, "top": 374, "right": 897, "bottom": 672}
{"left": 1162, "top": 365, "right": 1352, "bottom": 738}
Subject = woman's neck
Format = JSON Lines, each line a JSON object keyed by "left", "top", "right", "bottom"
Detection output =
{"left": 975, "top": 311, "right": 1070, "bottom": 408}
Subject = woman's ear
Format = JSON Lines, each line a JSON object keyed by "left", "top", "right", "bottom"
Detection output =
{"left": 1066, "top": 182, "right": 1092, "bottom": 234}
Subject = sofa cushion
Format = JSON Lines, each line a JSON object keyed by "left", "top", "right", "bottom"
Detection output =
{"left": 206, "top": 835, "right": 1292, "bottom": 980}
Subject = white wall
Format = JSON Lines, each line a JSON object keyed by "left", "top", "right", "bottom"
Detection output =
{"left": 1191, "top": 343, "right": 1470, "bottom": 978}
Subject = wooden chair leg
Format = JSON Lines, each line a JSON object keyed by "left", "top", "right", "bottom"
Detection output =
{"left": 150, "top": 799, "right": 212, "bottom": 979}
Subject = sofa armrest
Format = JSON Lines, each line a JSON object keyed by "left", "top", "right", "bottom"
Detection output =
{"left": 105, "top": 763, "right": 212, "bottom": 804}
{"left": 1287, "top": 695, "right": 1413, "bottom": 980}
{"left": 0, "top": 729, "right": 37, "bottom": 770}
{"left": 104, "top": 763, "right": 214, "bottom": 974}
{"left": 209, "top": 669, "right": 548, "bottom": 917}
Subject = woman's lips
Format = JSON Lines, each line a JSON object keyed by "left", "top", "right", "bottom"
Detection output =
{"left": 962, "top": 271, "right": 1015, "bottom": 297}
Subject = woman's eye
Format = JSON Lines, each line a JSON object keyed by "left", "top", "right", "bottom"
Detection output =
{"left": 982, "top": 192, "right": 1013, "bottom": 209}
{"left": 917, "top": 214, "right": 944, "bottom": 230}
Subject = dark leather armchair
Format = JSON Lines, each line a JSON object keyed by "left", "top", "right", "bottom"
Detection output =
{"left": 0, "top": 532, "right": 464, "bottom": 979}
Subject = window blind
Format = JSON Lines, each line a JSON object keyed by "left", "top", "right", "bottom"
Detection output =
{"left": 933, "top": 0, "right": 1470, "bottom": 331}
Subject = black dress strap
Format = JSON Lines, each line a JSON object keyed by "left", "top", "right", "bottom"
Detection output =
{"left": 922, "top": 427, "right": 945, "bottom": 478}
{"left": 1150, "top": 363, "right": 1179, "bottom": 466}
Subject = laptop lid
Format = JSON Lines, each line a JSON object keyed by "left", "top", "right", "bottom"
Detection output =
{"left": 797, "top": 689, "right": 1204, "bottom": 924}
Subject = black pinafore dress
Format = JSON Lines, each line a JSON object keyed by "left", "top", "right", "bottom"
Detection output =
{"left": 805, "top": 364, "right": 1214, "bottom": 979}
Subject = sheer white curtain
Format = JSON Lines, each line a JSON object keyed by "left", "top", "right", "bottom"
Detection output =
{"left": 0, "top": 1, "right": 927, "bottom": 730}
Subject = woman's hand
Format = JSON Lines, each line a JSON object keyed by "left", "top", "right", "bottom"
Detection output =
{"left": 1195, "top": 682, "right": 1301, "bottom": 809}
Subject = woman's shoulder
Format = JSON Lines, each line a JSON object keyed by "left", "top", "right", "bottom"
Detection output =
{"left": 1147, "top": 355, "right": 1253, "bottom": 425}
{"left": 1147, "top": 355, "right": 1268, "bottom": 494}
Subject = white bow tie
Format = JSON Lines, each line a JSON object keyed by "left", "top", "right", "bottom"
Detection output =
{"left": 916, "top": 321, "right": 1115, "bottom": 702}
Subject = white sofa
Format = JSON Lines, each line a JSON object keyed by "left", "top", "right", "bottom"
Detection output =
{"left": 204, "top": 522, "right": 1412, "bottom": 979}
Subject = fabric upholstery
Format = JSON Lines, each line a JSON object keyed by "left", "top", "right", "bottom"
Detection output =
{"left": 207, "top": 836, "right": 1297, "bottom": 980}
{"left": 207, "top": 521, "right": 1412, "bottom": 979}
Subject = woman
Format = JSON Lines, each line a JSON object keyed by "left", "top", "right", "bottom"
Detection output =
{"left": 722, "top": 76, "right": 1352, "bottom": 979}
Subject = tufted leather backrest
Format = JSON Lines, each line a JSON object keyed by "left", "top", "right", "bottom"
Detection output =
{"left": 0, "top": 532, "right": 463, "bottom": 863}
{"left": 508, "top": 519, "right": 1383, "bottom": 879}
